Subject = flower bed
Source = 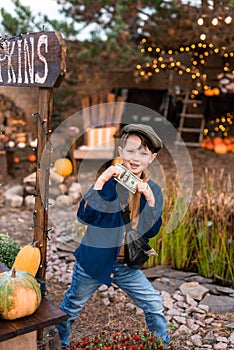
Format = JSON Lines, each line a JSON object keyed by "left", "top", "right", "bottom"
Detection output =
{"left": 66, "top": 331, "right": 175, "bottom": 349}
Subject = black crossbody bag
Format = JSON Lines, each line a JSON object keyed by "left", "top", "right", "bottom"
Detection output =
{"left": 120, "top": 203, "right": 156, "bottom": 269}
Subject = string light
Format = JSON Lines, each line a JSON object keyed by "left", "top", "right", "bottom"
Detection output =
{"left": 203, "top": 112, "right": 233, "bottom": 138}
{"left": 136, "top": 37, "right": 234, "bottom": 93}
{"left": 224, "top": 15, "right": 232, "bottom": 24}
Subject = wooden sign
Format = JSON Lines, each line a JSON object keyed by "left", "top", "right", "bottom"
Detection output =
{"left": 0, "top": 31, "right": 66, "bottom": 88}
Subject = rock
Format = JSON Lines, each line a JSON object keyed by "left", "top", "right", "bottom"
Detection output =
{"left": 229, "top": 331, "right": 234, "bottom": 343}
{"left": 173, "top": 316, "right": 187, "bottom": 324}
{"left": 5, "top": 184, "right": 24, "bottom": 196}
{"left": 4, "top": 193, "right": 24, "bottom": 207}
{"left": 68, "top": 182, "right": 82, "bottom": 202}
{"left": 180, "top": 282, "right": 209, "bottom": 301}
{"left": 200, "top": 295, "right": 234, "bottom": 313}
{"left": 185, "top": 275, "right": 214, "bottom": 284}
{"left": 215, "top": 286, "right": 234, "bottom": 295}
{"left": 143, "top": 265, "right": 174, "bottom": 279}
{"left": 152, "top": 280, "right": 177, "bottom": 295}
{"left": 56, "top": 194, "right": 74, "bottom": 207}
{"left": 186, "top": 294, "right": 198, "bottom": 306}
{"left": 163, "top": 270, "right": 197, "bottom": 280}
{"left": 23, "top": 172, "right": 36, "bottom": 184}
{"left": 190, "top": 334, "right": 202, "bottom": 346}
{"left": 25, "top": 195, "right": 35, "bottom": 209}
{"left": 98, "top": 285, "right": 108, "bottom": 292}
{"left": 214, "top": 343, "right": 227, "bottom": 349}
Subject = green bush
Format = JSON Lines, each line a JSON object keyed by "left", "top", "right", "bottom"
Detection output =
{"left": 0, "top": 233, "right": 20, "bottom": 269}
{"left": 147, "top": 170, "right": 234, "bottom": 286}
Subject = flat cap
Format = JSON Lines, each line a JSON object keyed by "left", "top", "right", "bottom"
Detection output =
{"left": 121, "top": 124, "right": 163, "bottom": 152}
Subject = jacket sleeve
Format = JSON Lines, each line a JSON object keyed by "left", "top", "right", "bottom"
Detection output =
{"left": 140, "top": 183, "right": 163, "bottom": 240}
{"left": 77, "top": 181, "right": 119, "bottom": 228}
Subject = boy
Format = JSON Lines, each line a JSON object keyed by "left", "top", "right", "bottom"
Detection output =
{"left": 56, "top": 124, "right": 170, "bottom": 348}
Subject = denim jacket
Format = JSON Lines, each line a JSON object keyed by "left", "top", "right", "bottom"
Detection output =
{"left": 74, "top": 178, "right": 163, "bottom": 286}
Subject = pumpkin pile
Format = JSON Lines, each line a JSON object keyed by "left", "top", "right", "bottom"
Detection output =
{"left": 0, "top": 244, "right": 42, "bottom": 320}
{"left": 201, "top": 136, "right": 234, "bottom": 154}
{"left": 204, "top": 88, "right": 220, "bottom": 97}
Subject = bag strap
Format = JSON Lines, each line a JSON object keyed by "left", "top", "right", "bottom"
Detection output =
{"left": 118, "top": 184, "right": 132, "bottom": 231}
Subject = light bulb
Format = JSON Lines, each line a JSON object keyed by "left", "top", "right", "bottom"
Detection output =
{"left": 211, "top": 17, "right": 219, "bottom": 26}
{"left": 197, "top": 17, "right": 204, "bottom": 26}
{"left": 200, "top": 33, "right": 206, "bottom": 41}
{"left": 224, "top": 15, "right": 232, "bottom": 24}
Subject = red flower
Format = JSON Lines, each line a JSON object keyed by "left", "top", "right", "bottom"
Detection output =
{"left": 131, "top": 334, "right": 141, "bottom": 341}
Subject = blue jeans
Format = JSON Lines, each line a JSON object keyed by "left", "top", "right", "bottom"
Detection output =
{"left": 56, "top": 261, "right": 170, "bottom": 348}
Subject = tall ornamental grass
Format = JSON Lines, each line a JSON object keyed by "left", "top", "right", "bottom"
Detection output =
{"left": 147, "top": 169, "right": 234, "bottom": 286}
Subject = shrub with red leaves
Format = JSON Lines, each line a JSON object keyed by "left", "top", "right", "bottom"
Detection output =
{"left": 65, "top": 331, "right": 175, "bottom": 349}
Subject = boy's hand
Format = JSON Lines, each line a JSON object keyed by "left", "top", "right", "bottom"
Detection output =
{"left": 94, "top": 165, "right": 120, "bottom": 190}
{"left": 136, "top": 183, "right": 155, "bottom": 207}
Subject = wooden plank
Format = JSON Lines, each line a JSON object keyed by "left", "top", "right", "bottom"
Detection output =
{"left": 0, "top": 32, "right": 66, "bottom": 88}
{"left": 175, "top": 141, "right": 201, "bottom": 147}
{"left": 0, "top": 298, "right": 67, "bottom": 342}
{"left": 73, "top": 148, "right": 114, "bottom": 159}
{"left": 178, "top": 127, "right": 203, "bottom": 132}
{"left": 82, "top": 97, "right": 91, "bottom": 131}
{"left": 114, "top": 96, "right": 125, "bottom": 125}
{"left": 107, "top": 93, "right": 115, "bottom": 124}
{"left": 180, "top": 113, "right": 204, "bottom": 118}
{"left": 91, "top": 95, "right": 99, "bottom": 126}
{"left": 183, "top": 99, "right": 202, "bottom": 104}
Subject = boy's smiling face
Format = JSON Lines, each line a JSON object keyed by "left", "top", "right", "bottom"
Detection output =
{"left": 118, "top": 134, "right": 157, "bottom": 178}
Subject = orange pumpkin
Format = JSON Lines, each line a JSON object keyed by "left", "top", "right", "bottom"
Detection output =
{"left": 214, "top": 143, "right": 228, "bottom": 154}
{"left": 226, "top": 143, "right": 234, "bottom": 152}
{"left": 213, "top": 137, "right": 223, "bottom": 146}
{"left": 12, "top": 244, "right": 41, "bottom": 277}
{"left": 223, "top": 138, "right": 232, "bottom": 145}
{"left": 13, "top": 156, "right": 20, "bottom": 163}
{"left": 204, "top": 139, "right": 214, "bottom": 150}
{"left": 212, "top": 88, "right": 220, "bottom": 96}
{"left": 204, "top": 89, "right": 213, "bottom": 96}
{"left": 28, "top": 154, "right": 37, "bottom": 162}
{"left": 54, "top": 158, "right": 73, "bottom": 177}
{"left": 0, "top": 268, "right": 41, "bottom": 320}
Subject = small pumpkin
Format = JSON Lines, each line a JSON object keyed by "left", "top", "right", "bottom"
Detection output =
{"left": 28, "top": 154, "right": 37, "bottom": 162}
{"left": 54, "top": 158, "right": 73, "bottom": 177}
{"left": 12, "top": 244, "right": 41, "bottom": 277}
{"left": 214, "top": 143, "right": 228, "bottom": 154}
{"left": 203, "top": 138, "right": 214, "bottom": 150}
{"left": 204, "top": 89, "right": 213, "bottom": 96}
{"left": 213, "top": 137, "right": 223, "bottom": 146}
{"left": 13, "top": 156, "right": 20, "bottom": 163}
{"left": 0, "top": 268, "right": 41, "bottom": 320}
{"left": 212, "top": 88, "right": 220, "bottom": 96}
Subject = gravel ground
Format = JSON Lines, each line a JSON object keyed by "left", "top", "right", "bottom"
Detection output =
{"left": 0, "top": 147, "right": 234, "bottom": 349}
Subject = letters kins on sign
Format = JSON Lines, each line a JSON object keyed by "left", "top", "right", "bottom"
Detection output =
{"left": 0, "top": 31, "right": 66, "bottom": 88}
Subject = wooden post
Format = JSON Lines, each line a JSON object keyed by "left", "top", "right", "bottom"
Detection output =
{"left": 0, "top": 31, "right": 66, "bottom": 344}
{"left": 33, "top": 87, "right": 53, "bottom": 285}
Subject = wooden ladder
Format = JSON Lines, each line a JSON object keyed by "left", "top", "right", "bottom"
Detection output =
{"left": 176, "top": 91, "right": 205, "bottom": 147}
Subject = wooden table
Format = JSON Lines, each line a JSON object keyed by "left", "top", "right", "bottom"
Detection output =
{"left": 0, "top": 262, "right": 67, "bottom": 349}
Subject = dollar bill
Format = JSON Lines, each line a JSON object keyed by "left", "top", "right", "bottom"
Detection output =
{"left": 115, "top": 163, "right": 142, "bottom": 194}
